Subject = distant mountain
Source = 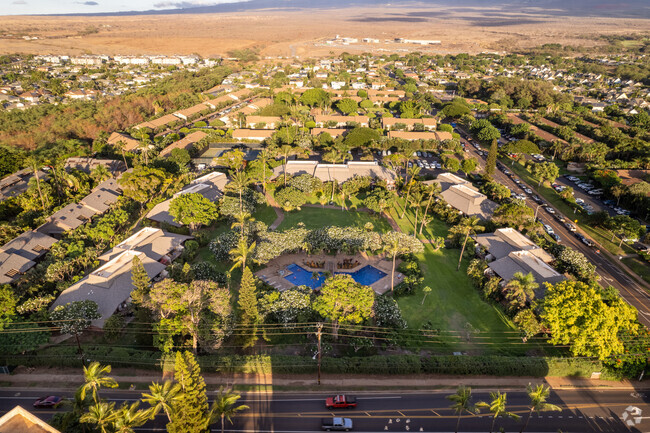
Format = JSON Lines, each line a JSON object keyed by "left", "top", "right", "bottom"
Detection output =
{"left": 52, "top": 0, "right": 650, "bottom": 18}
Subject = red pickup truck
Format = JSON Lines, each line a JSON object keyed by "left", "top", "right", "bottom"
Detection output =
{"left": 326, "top": 395, "right": 357, "bottom": 409}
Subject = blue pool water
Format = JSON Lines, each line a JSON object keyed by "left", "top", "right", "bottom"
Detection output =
{"left": 283, "top": 263, "right": 387, "bottom": 290}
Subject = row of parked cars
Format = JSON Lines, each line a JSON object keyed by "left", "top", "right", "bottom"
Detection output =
{"left": 566, "top": 175, "right": 604, "bottom": 196}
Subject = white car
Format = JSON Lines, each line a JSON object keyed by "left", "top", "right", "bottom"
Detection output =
{"left": 545, "top": 206, "right": 555, "bottom": 214}
{"left": 544, "top": 225, "right": 555, "bottom": 235}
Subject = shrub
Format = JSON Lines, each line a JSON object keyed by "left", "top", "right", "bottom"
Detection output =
{"left": 209, "top": 232, "right": 238, "bottom": 261}
{"left": 275, "top": 186, "right": 307, "bottom": 211}
{"left": 373, "top": 295, "right": 407, "bottom": 329}
{"left": 288, "top": 174, "right": 322, "bottom": 194}
{"left": 103, "top": 315, "right": 126, "bottom": 341}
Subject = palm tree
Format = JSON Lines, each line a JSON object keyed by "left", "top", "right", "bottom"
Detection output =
{"left": 137, "top": 136, "right": 153, "bottom": 165}
{"left": 277, "top": 144, "right": 298, "bottom": 186}
{"left": 229, "top": 238, "right": 256, "bottom": 272}
{"left": 456, "top": 216, "right": 484, "bottom": 271}
{"left": 210, "top": 387, "right": 249, "bottom": 433}
{"left": 141, "top": 381, "right": 180, "bottom": 423}
{"left": 80, "top": 401, "right": 117, "bottom": 433}
{"left": 504, "top": 272, "right": 538, "bottom": 308}
{"left": 113, "top": 402, "right": 152, "bottom": 433}
{"left": 322, "top": 148, "right": 349, "bottom": 202}
{"left": 400, "top": 165, "right": 421, "bottom": 219}
{"left": 115, "top": 140, "right": 129, "bottom": 169}
{"left": 231, "top": 211, "right": 255, "bottom": 240}
{"left": 255, "top": 147, "right": 274, "bottom": 193}
{"left": 92, "top": 164, "right": 111, "bottom": 183}
{"left": 228, "top": 170, "right": 251, "bottom": 213}
{"left": 409, "top": 190, "right": 425, "bottom": 234}
{"left": 478, "top": 391, "right": 520, "bottom": 433}
{"left": 24, "top": 155, "right": 46, "bottom": 211}
{"left": 520, "top": 384, "right": 561, "bottom": 433}
{"left": 419, "top": 182, "right": 441, "bottom": 235}
{"left": 446, "top": 385, "right": 477, "bottom": 433}
{"left": 80, "top": 362, "right": 119, "bottom": 404}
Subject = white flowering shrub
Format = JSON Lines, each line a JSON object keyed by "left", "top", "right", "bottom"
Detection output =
{"left": 288, "top": 174, "right": 322, "bottom": 194}
{"left": 209, "top": 232, "right": 238, "bottom": 261}
{"left": 373, "top": 295, "right": 407, "bottom": 329}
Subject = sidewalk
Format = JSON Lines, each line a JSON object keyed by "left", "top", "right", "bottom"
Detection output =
{"left": 1, "top": 369, "right": 644, "bottom": 392}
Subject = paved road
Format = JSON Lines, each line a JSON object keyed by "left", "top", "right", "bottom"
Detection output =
{"left": 458, "top": 130, "right": 650, "bottom": 329}
{"left": 4, "top": 388, "right": 649, "bottom": 432}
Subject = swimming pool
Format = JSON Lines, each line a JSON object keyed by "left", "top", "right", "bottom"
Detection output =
{"left": 283, "top": 263, "right": 387, "bottom": 290}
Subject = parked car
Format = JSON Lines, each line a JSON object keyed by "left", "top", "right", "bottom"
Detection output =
{"left": 34, "top": 396, "right": 63, "bottom": 409}
{"left": 565, "top": 223, "right": 577, "bottom": 232}
{"left": 555, "top": 214, "right": 566, "bottom": 223}
{"left": 550, "top": 233, "right": 561, "bottom": 243}
{"left": 544, "top": 224, "right": 555, "bottom": 235}
{"left": 532, "top": 196, "right": 544, "bottom": 204}
{"left": 326, "top": 395, "right": 357, "bottom": 409}
{"left": 545, "top": 206, "right": 555, "bottom": 214}
{"left": 322, "top": 418, "right": 353, "bottom": 431}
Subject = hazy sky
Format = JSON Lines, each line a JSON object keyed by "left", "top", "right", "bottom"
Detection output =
{"left": 4, "top": 0, "right": 243, "bottom": 15}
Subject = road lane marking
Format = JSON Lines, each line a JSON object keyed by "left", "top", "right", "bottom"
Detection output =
{"left": 430, "top": 410, "right": 440, "bottom": 416}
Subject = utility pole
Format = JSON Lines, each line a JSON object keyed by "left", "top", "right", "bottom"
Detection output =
{"left": 316, "top": 323, "right": 323, "bottom": 386}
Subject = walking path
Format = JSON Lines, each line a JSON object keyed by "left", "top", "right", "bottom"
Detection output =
{"left": 0, "top": 369, "right": 644, "bottom": 392}
{"left": 261, "top": 188, "right": 284, "bottom": 230}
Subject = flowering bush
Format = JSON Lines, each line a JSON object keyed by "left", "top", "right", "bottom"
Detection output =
{"left": 288, "top": 174, "right": 322, "bottom": 194}
{"left": 209, "top": 232, "right": 238, "bottom": 261}
{"left": 373, "top": 295, "right": 407, "bottom": 329}
{"left": 260, "top": 286, "right": 314, "bottom": 325}
{"left": 275, "top": 186, "right": 307, "bottom": 211}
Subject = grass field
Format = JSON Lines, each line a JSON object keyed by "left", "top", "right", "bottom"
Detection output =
{"left": 277, "top": 206, "right": 392, "bottom": 232}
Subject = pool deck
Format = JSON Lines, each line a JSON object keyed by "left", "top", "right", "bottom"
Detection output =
{"left": 254, "top": 252, "right": 403, "bottom": 295}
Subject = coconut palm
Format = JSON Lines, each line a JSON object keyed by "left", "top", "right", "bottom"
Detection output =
{"left": 504, "top": 272, "right": 538, "bottom": 308}
{"left": 209, "top": 387, "right": 250, "bottom": 433}
{"left": 137, "top": 136, "right": 153, "bottom": 165}
{"left": 114, "top": 140, "right": 129, "bottom": 169}
{"left": 228, "top": 170, "right": 251, "bottom": 213}
{"left": 408, "top": 190, "right": 425, "bottom": 234}
{"left": 322, "top": 148, "right": 350, "bottom": 202}
{"left": 276, "top": 144, "right": 298, "bottom": 186}
{"left": 24, "top": 155, "right": 46, "bottom": 211}
{"left": 446, "top": 385, "right": 478, "bottom": 433}
{"left": 419, "top": 182, "right": 441, "bottom": 235}
{"left": 141, "top": 381, "right": 180, "bottom": 423}
{"left": 478, "top": 391, "right": 520, "bottom": 433}
{"left": 455, "top": 216, "right": 484, "bottom": 271}
{"left": 229, "top": 238, "right": 256, "bottom": 272}
{"left": 254, "top": 147, "right": 274, "bottom": 193}
{"left": 113, "top": 402, "right": 152, "bottom": 433}
{"left": 520, "top": 384, "right": 561, "bottom": 433}
{"left": 400, "top": 165, "right": 421, "bottom": 219}
{"left": 231, "top": 211, "right": 255, "bottom": 240}
{"left": 91, "top": 164, "right": 111, "bottom": 183}
{"left": 80, "top": 401, "right": 117, "bottom": 433}
{"left": 79, "top": 362, "right": 119, "bottom": 404}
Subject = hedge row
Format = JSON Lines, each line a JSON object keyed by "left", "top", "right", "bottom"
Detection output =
{"left": 1, "top": 347, "right": 613, "bottom": 378}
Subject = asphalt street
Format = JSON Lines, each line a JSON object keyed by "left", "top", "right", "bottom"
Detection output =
{"left": 3, "top": 388, "right": 649, "bottom": 432}
{"left": 457, "top": 131, "right": 650, "bottom": 329}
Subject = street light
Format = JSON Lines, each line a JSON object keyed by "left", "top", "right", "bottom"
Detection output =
{"left": 534, "top": 204, "right": 543, "bottom": 220}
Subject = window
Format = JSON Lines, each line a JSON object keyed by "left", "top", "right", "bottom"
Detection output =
{"left": 5, "top": 269, "right": 19, "bottom": 278}
{"left": 32, "top": 244, "right": 46, "bottom": 253}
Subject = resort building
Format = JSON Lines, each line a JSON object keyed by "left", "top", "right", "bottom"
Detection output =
{"left": 273, "top": 160, "right": 397, "bottom": 186}
{"left": 429, "top": 172, "right": 497, "bottom": 220}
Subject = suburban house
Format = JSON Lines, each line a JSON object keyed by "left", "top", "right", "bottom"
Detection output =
{"left": 146, "top": 171, "right": 228, "bottom": 227}
{"left": 107, "top": 131, "right": 140, "bottom": 152}
{"left": 273, "top": 160, "right": 396, "bottom": 186}
{"left": 51, "top": 227, "right": 192, "bottom": 327}
{"left": 37, "top": 178, "right": 122, "bottom": 237}
{"left": 313, "top": 115, "right": 369, "bottom": 128}
{"left": 173, "top": 103, "right": 211, "bottom": 121}
{"left": 310, "top": 128, "right": 348, "bottom": 138}
{"left": 0, "top": 168, "right": 49, "bottom": 201}
{"left": 0, "top": 405, "right": 62, "bottom": 433}
{"left": 232, "top": 129, "right": 274, "bottom": 141}
{"left": 382, "top": 117, "right": 437, "bottom": 130}
{"left": 387, "top": 131, "right": 453, "bottom": 141}
{"left": 133, "top": 114, "right": 179, "bottom": 131}
{"left": 430, "top": 172, "right": 497, "bottom": 220}
{"left": 0, "top": 230, "right": 57, "bottom": 285}
{"left": 158, "top": 131, "right": 208, "bottom": 158}
{"left": 246, "top": 116, "right": 282, "bottom": 129}
{"left": 65, "top": 157, "right": 126, "bottom": 174}
{"left": 476, "top": 228, "right": 564, "bottom": 289}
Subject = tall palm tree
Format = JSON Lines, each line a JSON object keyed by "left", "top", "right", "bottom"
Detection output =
{"left": 277, "top": 144, "right": 298, "bottom": 186}
{"left": 400, "top": 165, "right": 421, "bottom": 219}
{"left": 24, "top": 155, "right": 46, "bottom": 211}
{"left": 80, "top": 401, "right": 117, "bottom": 433}
{"left": 322, "top": 148, "right": 349, "bottom": 202}
{"left": 228, "top": 170, "right": 251, "bottom": 213}
{"left": 419, "top": 182, "right": 441, "bottom": 235}
{"left": 254, "top": 147, "right": 274, "bottom": 193}
{"left": 456, "top": 216, "right": 484, "bottom": 271}
{"left": 446, "top": 386, "right": 477, "bottom": 433}
{"left": 141, "top": 381, "right": 180, "bottom": 423}
{"left": 80, "top": 362, "right": 119, "bottom": 404}
{"left": 229, "top": 238, "right": 256, "bottom": 272}
{"left": 113, "top": 402, "right": 153, "bottom": 433}
{"left": 115, "top": 140, "right": 129, "bottom": 169}
{"left": 92, "top": 164, "right": 111, "bottom": 183}
{"left": 138, "top": 136, "right": 153, "bottom": 166}
{"left": 231, "top": 211, "right": 254, "bottom": 240}
{"left": 409, "top": 190, "right": 425, "bottom": 234}
{"left": 520, "top": 384, "right": 561, "bottom": 433}
{"left": 504, "top": 272, "right": 538, "bottom": 308}
{"left": 478, "top": 391, "right": 520, "bottom": 433}
{"left": 209, "top": 387, "right": 249, "bottom": 433}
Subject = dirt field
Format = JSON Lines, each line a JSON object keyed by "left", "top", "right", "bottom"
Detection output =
{"left": 1, "top": 5, "right": 649, "bottom": 57}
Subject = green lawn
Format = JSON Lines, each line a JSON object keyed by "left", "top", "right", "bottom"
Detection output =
{"left": 277, "top": 207, "right": 392, "bottom": 232}
{"left": 622, "top": 257, "right": 650, "bottom": 285}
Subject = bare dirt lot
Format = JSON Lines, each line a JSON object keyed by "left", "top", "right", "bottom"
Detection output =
{"left": 1, "top": 5, "right": 649, "bottom": 57}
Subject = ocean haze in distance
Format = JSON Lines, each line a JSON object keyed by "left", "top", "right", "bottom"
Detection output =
{"left": 4, "top": 0, "right": 650, "bottom": 18}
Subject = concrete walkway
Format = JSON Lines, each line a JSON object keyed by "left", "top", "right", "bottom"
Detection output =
{"left": 261, "top": 188, "right": 284, "bottom": 230}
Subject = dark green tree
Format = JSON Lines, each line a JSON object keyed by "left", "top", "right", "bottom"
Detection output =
{"left": 168, "top": 351, "right": 210, "bottom": 433}
{"left": 238, "top": 267, "right": 259, "bottom": 348}
{"left": 484, "top": 139, "right": 498, "bottom": 178}
{"left": 131, "top": 255, "right": 150, "bottom": 305}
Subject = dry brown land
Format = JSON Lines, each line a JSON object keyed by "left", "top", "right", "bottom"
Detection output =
{"left": 0, "top": 6, "right": 649, "bottom": 57}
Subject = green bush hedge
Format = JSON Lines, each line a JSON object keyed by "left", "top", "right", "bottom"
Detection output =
{"left": 1, "top": 347, "right": 613, "bottom": 379}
